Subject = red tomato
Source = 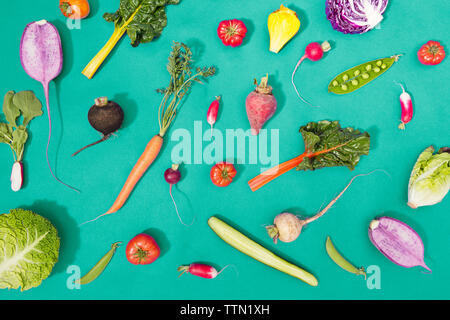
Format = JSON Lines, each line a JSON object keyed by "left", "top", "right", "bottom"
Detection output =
{"left": 217, "top": 19, "right": 247, "bottom": 47}
{"left": 210, "top": 162, "right": 237, "bottom": 187}
{"left": 126, "top": 233, "right": 160, "bottom": 265}
{"left": 59, "top": 0, "right": 90, "bottom": 19}
{"left": 417, "top": 41, "right": 445, "bottom": 65}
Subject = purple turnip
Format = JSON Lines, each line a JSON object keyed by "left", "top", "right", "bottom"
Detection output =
{"left": 369, "top": 216, "right": 431, "bottom": 272}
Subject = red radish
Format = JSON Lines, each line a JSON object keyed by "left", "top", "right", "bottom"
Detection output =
{"left": 164, "top": 164, "right": 192, "bottom": 226}
{"left": 246, "top": 74, "right": 277, "bottom": 135}
{"left": 395, "top": 82, "right": 413, "bottom": 130}
{"left": 10, "top": 162, "right": 23, "bottom": 192}
{"left": 206, "top": 96, "right": 221, "bottom": 139}
{"left": 177, "top": 263, "right": 230, "bottom": 279}
{"left": 291, "top": 41, "right": 331, "bottom": 107}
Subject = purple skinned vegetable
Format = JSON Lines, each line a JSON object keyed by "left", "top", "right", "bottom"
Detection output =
{"left": 164, "top": 164, "right": 193, "bottom": 226}
{"left": 368, "top": 216, "right": 431, "bottom": 272}
{"left": 20, "top": 20, "right": 78, "bottom": 191}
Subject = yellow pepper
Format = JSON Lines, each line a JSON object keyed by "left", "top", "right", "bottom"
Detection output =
{"left": 268, "top": 4, "right": 300, "bottom": 53}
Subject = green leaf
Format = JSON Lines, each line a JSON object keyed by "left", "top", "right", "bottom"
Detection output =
{"left": 0, "top": 209, "right": 60, "bottom": 291}
{"left": 2, "top": 91, "right": 19, "bottom": 127}
{"left": 104, "top": 0, "right": 180, "bottom": 47}
{"left": 296, "top": 120, "right": 370, "bottom": 171}
{"left": 0, "top": 123, "right": 13, "bottom": 144}
{"left": 12, "top": 126, "right": 28, "bottom": 161}
{"left": 12, "top": 91, "right": 43, "bottom": 127}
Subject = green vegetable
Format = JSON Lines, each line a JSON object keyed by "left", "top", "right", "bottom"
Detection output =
{"left": 296, "top": 120, "right": 370, "bottom": 171}
{"left": 407, "top": 146, "right": 450, "bottom": 209}
{"left": 0, "top": 90, "right": 43, "bottom": 163}
{"left": 208, "top": 216, "right": 318, "bottom": 286}
{"left": 82, "top": 0, "right": 180, "bottom": 79}
{"left": 328, "top": 55, "right": 401, "bottom": 94}
{"left": 77, "top": 242, "right": 121, "bottom": 285}
{"left": 325, "top": 236, "right": 366, "bottom": 279}
{"left": 0, "top": 209, "right": 60, "bottom": 291}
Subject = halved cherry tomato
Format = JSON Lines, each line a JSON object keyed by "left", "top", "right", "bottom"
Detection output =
{"left": 417, "top": 40, "right": 445, "bottom": 65}
{"left": 217, "top": 19, "right": 247, "bottom": 47}
{"left": 126, "top": 233, "right": 160, "bottom": 265}
{"left": 59, "top": 0, "right": 90, "bottom": 19}
{"left": 210, "top": 162, "right": 237, "bottom": 187}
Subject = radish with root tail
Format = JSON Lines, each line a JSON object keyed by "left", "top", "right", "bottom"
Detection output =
{"left": 266, "top": 172, "right": 378, "bottom": 243}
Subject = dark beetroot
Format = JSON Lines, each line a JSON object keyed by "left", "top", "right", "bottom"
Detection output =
{"left": 72, "top": 97, "right": 124, "bottom": 156}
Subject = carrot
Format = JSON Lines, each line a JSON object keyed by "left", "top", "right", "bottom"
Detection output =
{"left": 82, "top": 43, "right": 215, "bottom": 225}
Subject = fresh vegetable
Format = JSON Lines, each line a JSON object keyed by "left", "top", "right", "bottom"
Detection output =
{"left": 266, "top": 174, "right": 369, "bottom": 243}
{"left": 164, "top": 163, "right": 191, "bottom": 225}
{"left": 248, "top": 120, "right": 370, "bottom": 191}
{"left": 369, "top": 216, "right": 431, "bottom": 272}
{"left": 417, "top": 40, "right": 446, "bottom": 65}
{"left": 407, "top": 146, "right": 450, "bottom": 209}
{"left": 326, "top": 236, "right": 366, "bottom": 278}
{"left": 207, "top": 96, "right": 221, "bottom": 139}
{"left": 395, "top": 82, "right": 413, "bottom": 130}
{"left": 268, "top": 5, "right": 300, "bottom": 53}
{"left": 20, "top": 20, "right": 77, "bottom": 191}
{"left": 292, "top": 41, "right": 331, "bottom": 107}
{"left": 126, "top": 234, "right": 160, "bottom": 265}
{"left": 328, "top": 55, "right": 401, "bottom": 94}
{"left": 77, "top": 242, "right": 121, "bottom": 285}
{"left": 59, "top": 0, "right": 90, "bottom": 19}
{"left": 72, "top": 97, "right": 124, "bottom": 156}
{"left": 210, "top": 162, "right": 237, "bottom": 187}
{"left": 0, "top": 209, "right": 60, "bottom": 291}
{"left": 83, "top": 42, "right": 215, "bottom": 224}
{"left": 217, "top": 19, "right": 247, "bottom": 47}
{"left": 325, "top": 0, "right": 389, "bottom": 34}
{"left": 246, "top": 74, "right": 277, "bottom": 135}
{"left": 208, "top": 216, "right": 318, "bottom": 286}
{"left": 82, "top": 0, "right": 180, "bottom": 79}
{"left": 1, "top": 90, "right": 43, "bottom": 191}
{"left": 178, "top": 263, "right": 230, "bottom": 279}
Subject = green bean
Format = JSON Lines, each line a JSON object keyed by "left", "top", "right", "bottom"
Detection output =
{"left": 77, "top": 242, "right": 121, "bottom": 285}
{"left": 325, "top": 236, "right": 366, "bottom": 279}
{"left": 328, "top": 54, "right": 402, "bottom": 94}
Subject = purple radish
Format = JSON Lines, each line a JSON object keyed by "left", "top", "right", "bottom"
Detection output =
{"left": 164, "top": 164, "right": 192, "bottom": 226}
{"left": 20, "top": 20, "right": 77, "bottom": 191}
{"left": 368, "top": 216, "right": 431, "bottom": 272}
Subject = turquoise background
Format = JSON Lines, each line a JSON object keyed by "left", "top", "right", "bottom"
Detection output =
{"left": 1, "top": 0, "right": 449, "bottom": 300}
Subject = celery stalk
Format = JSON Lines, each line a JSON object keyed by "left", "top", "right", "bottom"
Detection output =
{"left": 208, "top": 216, "right": 318, "bottom": 286}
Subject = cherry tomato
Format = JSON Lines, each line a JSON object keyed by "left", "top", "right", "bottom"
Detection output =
{"left": 125, "top": 233, "right": 160, "bottom": 265}
{"left": 417, "top": 40, "right": 445, "bottom": 65}
{"left": 217, "top": 19, "right": 247, "bottom": 47}
{"left": 210, "top": 162, "right": 237, "bottom": 187}
{"left": 59, "top": 0, "right": 90, "bottom": 19}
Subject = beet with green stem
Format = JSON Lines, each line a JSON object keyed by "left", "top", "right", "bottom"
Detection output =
{"left": 72, "top": 97, "right": 124, "bottom": 156}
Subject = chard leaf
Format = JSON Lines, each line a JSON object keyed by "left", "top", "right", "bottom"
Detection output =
{"left": 12, "top": 91, "right": 43, "bottom": 127}
{"left": 104, "top": 0, "right": 180, "bottom": 47}
{"left": 296, "top": 120, "right": 370, "bottom": 171}
{"left": 2, "top": 91, "right": 19, "bottom": 127}
{"left": 0, "top": 209, "right": 60, "bottom": 291}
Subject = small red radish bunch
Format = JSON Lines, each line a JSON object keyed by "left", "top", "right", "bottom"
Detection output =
{"left": 245, "top": 74, "right": 277, "bottom": 135}
{"left": 206, "top": 96, "right": 221, "bottom": 139}
{"left": 291, "top": 41, "right": 331, "bottom": 107}
{"left": 177, "top": 263, "right": 230, "bottom": 279}
{"left": 395, "top": 82, "right": 413, "bottom": 130}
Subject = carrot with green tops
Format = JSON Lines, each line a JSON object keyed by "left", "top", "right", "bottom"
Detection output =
{"left": 83, "top": 42, "right": 215, "bottom": 224}
{"left": 248, "top": 121, "right": 370, "bottom": 192}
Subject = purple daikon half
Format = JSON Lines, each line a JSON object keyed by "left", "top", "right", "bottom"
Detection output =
{"left": 20, "top": 20, "right": 77, "bottom": 191}
{"left": 369, "top": 216, "right": 431, "bottom": 272}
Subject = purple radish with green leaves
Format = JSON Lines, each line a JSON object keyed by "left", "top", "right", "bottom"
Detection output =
{"left": 20, "top": 20, "right": 77, "bottom": 191}
{"left": 368, "top": 216, "right": 431, "bottom": 272}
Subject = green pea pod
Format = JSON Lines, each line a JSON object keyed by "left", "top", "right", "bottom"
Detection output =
{"left": 77, "top": 242, "right": 121, "bottom": 285}
{"left": 325, "top": 236, "right": 366, "bottom": 279}
{"left": 328, "top": 55, "right": 402, "bottom": 94}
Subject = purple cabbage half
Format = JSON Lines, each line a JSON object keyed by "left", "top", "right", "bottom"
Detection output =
{"left": 325, "top": 0, "right": 389, "bottom": 34}
{"left": 368, "top": 216, "right": 431, "bottom": 272}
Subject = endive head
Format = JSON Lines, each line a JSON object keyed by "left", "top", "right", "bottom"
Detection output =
{"left": 268, "top": 5, "right": 300, "bottom": 53}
